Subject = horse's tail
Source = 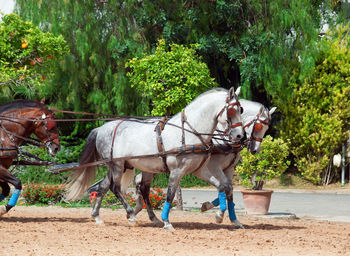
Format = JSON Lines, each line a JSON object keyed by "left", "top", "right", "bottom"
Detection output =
{"left": 120, "top": 168, "right": 135, "bottom": 194}
{"left": 65, "top": 128, "right": 99, "bottom": 201}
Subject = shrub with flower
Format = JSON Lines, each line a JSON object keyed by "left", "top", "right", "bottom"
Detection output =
{"left": 22, "top": 184, "right": 65, "bottom": 204}
{"left": 140, "top": 187, "right": 166, "bottom": 210}
{"left": 123, "top": 191, "right": 136, "bottom": 207}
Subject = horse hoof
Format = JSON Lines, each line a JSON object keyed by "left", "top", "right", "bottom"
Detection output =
{"left": 201, "top": 201, "right": 214, "bottom": 212}
{"left": 232, "top": 220, "right": 244, "bottom": 229}
{"left": 128, "top": 216, "right": 138, "bottom": 226}
{"left": 163, "top": 222, "right": 175, "bottom": 232}
{"left": 152, "top": 218, "right": 163, "bottom": 227}
{"left": 0, "top": 205, "right": 7, "bottom": 216}
{"left": 215, "top": 211, "right": 224, "bottom": 224}
{"left": 94, "top": 216, "right": 104, "bottom": 225}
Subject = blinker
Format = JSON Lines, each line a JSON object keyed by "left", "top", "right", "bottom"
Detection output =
{"left": 254, "top": 123, "right": 263, "bottom": 132}
{"left": 47, "top": 120, "right": 56, "bottom": 130}
{"left": 227, "top": 107, "right": 236, "bottom": 118}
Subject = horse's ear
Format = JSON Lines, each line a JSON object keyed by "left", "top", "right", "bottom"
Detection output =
{"left": 258, "top": 106, "right": 264, "bottom": 115}
{"left": 228, "top": 87, "right": 235, "bottom": 99}
{"left": 269, "top": 107, "right": 277, "bottom": 115}
{"left": 235, "top": 86, "right": 241, "bottom": 97}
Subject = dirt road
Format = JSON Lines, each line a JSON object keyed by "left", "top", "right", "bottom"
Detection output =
{"left": 1, "top": 206, "right": 349, "bottom": 256}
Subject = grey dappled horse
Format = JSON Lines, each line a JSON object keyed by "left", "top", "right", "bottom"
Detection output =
{"left": 65, "top": 87, "right": 244, "bottom": 230}
{"left": 88, "top": 98, "right": 276, "bottom": 229}
{"left": 94, "top": 99, "right": 276, "bottom": 228}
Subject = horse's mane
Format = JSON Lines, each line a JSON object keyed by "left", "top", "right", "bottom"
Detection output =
{"left": 169, "top": 87, "right": 226, "bottom": 120}
{"left": 194, "top": 87, "right": 226, "bottom": 100}
{"left": 0, "top": 100, "right": 44, "bottom": 114}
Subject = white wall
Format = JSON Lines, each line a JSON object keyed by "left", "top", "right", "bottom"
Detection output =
{"left": 0, "top": 0, "right": 15, "bottom": 17}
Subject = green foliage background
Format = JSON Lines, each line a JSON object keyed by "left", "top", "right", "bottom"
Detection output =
{"left": 0, "top": 1, "right": 348, "bottom": 185}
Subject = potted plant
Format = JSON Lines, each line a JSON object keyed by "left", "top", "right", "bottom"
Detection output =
{"left": 236, "top": 135, "right": 290, "bottom": 215}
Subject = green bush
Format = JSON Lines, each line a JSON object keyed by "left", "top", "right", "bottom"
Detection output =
{"left": 151, "top": 173, "right": 209, "bottom": 188}
{"left": 236, "top": 136, "right": 290, "bottom": 190}
{"left": 126, "top": 39, "right": 217, "bottom": 116}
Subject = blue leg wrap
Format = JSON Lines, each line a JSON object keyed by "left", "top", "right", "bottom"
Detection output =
{"left": 0, "top": 194, "right": 5, "bottom": 202}
{"left": 8, "top": 189, "right": 21, "bottom": 207}
{"left": 211, "top": 197, "right": 220, "bottom": 207}
{"left": 228, "top": 201, "right": 237, "bottom": 221}
{"left": 218, "top": 192, "right": 227, "bottom": 212}
{"left": 161, "top": 201, "right": 172, "bottom": 221}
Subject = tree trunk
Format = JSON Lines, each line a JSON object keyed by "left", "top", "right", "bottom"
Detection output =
{"left": 176, "top": 185, "right": 183, "bottom": 210}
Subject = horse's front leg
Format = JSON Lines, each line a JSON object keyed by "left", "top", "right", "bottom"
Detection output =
{"left": 223, "top": 162, "right": 244, "bottom": 229}
{"left": 0, "top": 181, "right": 10, "bottom": 202}
{"left": 161, "top": 155, "right": 211, "bottom": 231}
{"left": 226, "top": 192, "right": 244, "bottom": 228}
{"left": 192, "top": 163, "right": 228, "bottom": 223}
{"left": 0, "top": 167, "right": 22, "bottom": 216}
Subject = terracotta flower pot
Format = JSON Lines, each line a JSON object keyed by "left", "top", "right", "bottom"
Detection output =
{"left": 241, "top": 189, "right": 273, "bottom": 215}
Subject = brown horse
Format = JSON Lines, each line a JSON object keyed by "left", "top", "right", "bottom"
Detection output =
{"left": 0, "top": 99, "right": 60, "bottom": 216}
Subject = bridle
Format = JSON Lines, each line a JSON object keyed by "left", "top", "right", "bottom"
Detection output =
{"left": 243, "top": 112, "right": 270, "bottom": 143}
{"left": 34, "top": 111, "right": 59, "bottom": 148}
{"left": 216, "top": 94, "right": 243, "bottom": 135}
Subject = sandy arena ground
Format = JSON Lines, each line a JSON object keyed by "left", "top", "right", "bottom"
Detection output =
{"left": 1, "top": 206, "right": 350, "bottom": 256}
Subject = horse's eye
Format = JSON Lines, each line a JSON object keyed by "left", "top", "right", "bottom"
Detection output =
{"left": 240, "top": 107, "right": 244, "bottom": 114}
{"left": 254, "top": 123, "right": 263, "bottom": 132}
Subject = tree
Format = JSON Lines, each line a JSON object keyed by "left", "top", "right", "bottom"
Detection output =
{"left": 0, "top": 13, "right": 69, "bottom": 103}
{"left": 16, "top": 0, "right": 150, "bottom": 119}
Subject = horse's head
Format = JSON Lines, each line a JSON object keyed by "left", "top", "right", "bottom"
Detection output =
{"left": 244, "top": 106, "right": 276, "bottom": 154}
{"left": 33, "top": 103, "right": 60, "bottom": 156}
{"left": 217, "top": 87, "right": 244, "bottom": 143}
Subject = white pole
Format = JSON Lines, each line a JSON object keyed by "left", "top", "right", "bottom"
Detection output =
{"left": 341, "top": 144, "right": 346, "bottom": 186}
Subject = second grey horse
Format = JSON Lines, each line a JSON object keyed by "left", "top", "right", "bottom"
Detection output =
{"left": 89, "top": 99, "right": 276, "bottom": 228}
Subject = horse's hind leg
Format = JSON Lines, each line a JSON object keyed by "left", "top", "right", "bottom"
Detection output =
{"left": 91, "top": 171, "right": 111, "bottom": 224}
{"left": 135, "top": 172, "right": 162, "bottom": 226}
{"left": 109, "top": 163, "right": 137, "bottom": 226}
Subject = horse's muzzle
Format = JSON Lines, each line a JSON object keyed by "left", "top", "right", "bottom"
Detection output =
{"left": 47, "top": 142, "right": 60, "bottom": 156}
